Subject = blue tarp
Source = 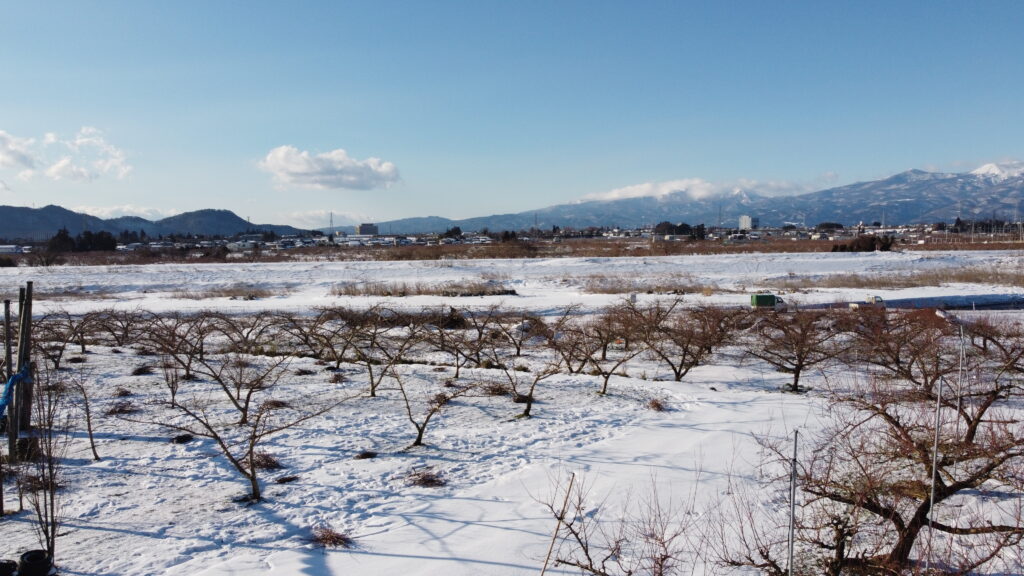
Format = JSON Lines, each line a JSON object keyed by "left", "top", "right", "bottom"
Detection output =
{"left": 0, "top": 366, "right": 29, "bottom": 420}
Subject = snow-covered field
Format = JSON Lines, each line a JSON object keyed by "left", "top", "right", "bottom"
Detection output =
{"left": 8, "top": 249, "right": 1024, "bottom": 316}
{"left": 0, "top": 249, "right": 1022, "bottom": 575}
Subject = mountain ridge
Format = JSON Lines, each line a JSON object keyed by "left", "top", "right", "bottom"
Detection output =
{"left": 362, "top": 167, "right": 1024, "bottom": 233}
{"left": 0, "top": 206, "right": 308, "bottom": 241}
{"left": 5, "top": 166, "right": 1024, "bottom": 240}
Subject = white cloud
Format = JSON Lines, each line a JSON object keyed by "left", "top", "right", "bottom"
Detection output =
{"left": 0, "top": 131, "right": 37, "bottom": 170}
{"left": 74, "top": 204, "right": 181, "bottom": 220}
{"left": 585, "top": 174, "right": 833, "bottom": 202}
{"left": 46, "top": 156, "right": 94, "bottom": 182}
{"left": 283, "top": 209, "right": 369, "bottom": 229}
{"left": 0, "top": 127, "right": 132, "bottom": 183}
{"left": 260, "top": 145, "right": 400, "bottom": 190}
{"left": 0, "top": 180, "right": 10, "bottom": 194}
{"left": 59, "top": 126, "right": 132, "bottom": 180}
{"left": 587, "top": 178, "right": 719, "bottom": 201}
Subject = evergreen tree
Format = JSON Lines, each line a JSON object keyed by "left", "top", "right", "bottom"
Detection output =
{"left": 47, "top": 228, "right": 75, "bottom": 253}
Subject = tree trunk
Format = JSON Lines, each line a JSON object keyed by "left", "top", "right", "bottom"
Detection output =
{"left": 886, "top": 515, "right": 925, "bottom": 568}
{"left": 788, "top": 365, "right": 803, "bottom": 392}
{"left": 246, "top": 455, "right": 262, "bottom": 501}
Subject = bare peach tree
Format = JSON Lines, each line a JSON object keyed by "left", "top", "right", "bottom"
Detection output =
{"left": 717, "top": 315, "right": 1024, "bottom": 575}
{"left": 423, "top": 307, "right": 479, "bottom": 378}
{"left": 188, "top": 353, "right": 291, "bottom": 425}
{"left": 541, "top": 473, "right": 701, "bottom": 576}
{"left": 273, "top": 311, "right": 323, "bottom": 358}
{"left": 746, "top": 309, "right": 842, "bottom": 393}
{"left": 20, "top": 363, "right": 70, "bottom": 561}
{"left": 144, "top": 311, "right": 218, "bottom": 380}
{"left": 65, "top": 367, "right": 101, "bottom": 461}
{"left": 391, "top": 369, "right": 474, "bottom": 447}
{"left": 546, "top": 306, "right": 593, "bottom": 375}
{"left": 155, "top": 362, "right": 346, "bottom": 501}
{"left": 90, "top": 307, "right": 147, "bottom": 347}
{"left": 350, "top": 306, "right": 423, "bottom": 397}
{"left": 634, "top": 302, "right": 741, "bottom": 381}
{"left": 841, "top": 308, "right": 959, "bottom": 395}
{"left": 577, "top": 306, "right": 644, "bottom": 395}
{"left": 509, "top": 359, "right": 563, "bottom": 418}
{"left": 493, "top": 309, "right": 548, "bottom": 357}
{"left": 211, "top": 311, "right": 278, "bottom": 355}
{"left": 460, "top": 305, "right": 503, "bottom": 367}
{"left": 275, "top": 308, "right": 357, "bottom": 369}
{"left": 33, "top": 309, "right": 95, "bottom": 369}
{"left": 480, "top": 328, "right": 563, "bottom": 417}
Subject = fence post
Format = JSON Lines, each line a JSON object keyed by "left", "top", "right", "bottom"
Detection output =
{"left": 8, "top": 282, "right": 33, "bottom": 461}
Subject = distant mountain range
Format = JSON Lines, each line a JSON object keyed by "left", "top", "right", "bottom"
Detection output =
{"left": 339, "top": 163, "right": 1024, "bottom": 234}
{"left": 5, "top": 164, "right": 1024, "bottom": 240}
{"left": 0, "top": 205, "right": 307, "bottom": 241}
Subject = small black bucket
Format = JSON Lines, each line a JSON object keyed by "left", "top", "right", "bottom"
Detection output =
{"left": 0, "top": 559, "right": 17, "bottom": 576}
{"left": 18, "top": 550, "right": 52, "bottom": 576}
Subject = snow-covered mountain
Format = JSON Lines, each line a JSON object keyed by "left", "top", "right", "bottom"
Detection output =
{"left": 370, "top": 165, "right": 1024, "bottom": 233}
{"left": 970, "top": 161, "right": 1024, "bottom": 183}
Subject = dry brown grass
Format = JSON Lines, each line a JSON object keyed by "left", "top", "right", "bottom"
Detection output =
{"left": 30, "top": 288, "right": 119, "bottom": 301}
{"left": 330, "top": 281, "right": 515, "bottom": 297}
{"left": 576, "top": 274, "right": 727, "bottom": 295}
{"left": 482, "top": 381, "right": 511, "bottom": 396}
{"left": 172, "top": 285, "right": 282, "bottom": 300}
{"left": 406, "top": 467, "right": 446, "bottom": 487}
{"left": 252, "top": 451, "right": 283, "bottom": 470}
{"left": 310, "top": 524, "right": 355, "bottom": 548}
{"left": 261, "top": 399, "right": 291, "bottom": 410}
{"left": 131, "top": 365, "right": 155, "bottom": 376}
{"left": 762, "top": 267, "right": 1024, "bottom": 291}
{"left": 105, "top": 400, "right": 140, "bottom": 416}
{"left": 14, "top": 235, "right": 1024, "bottom": 270}
{"left": 647, "top": 398, "right": 668, "bottom": 412}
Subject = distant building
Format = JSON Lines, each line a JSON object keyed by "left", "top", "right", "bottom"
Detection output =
{"left": 356, "top": 223, "right": 379, "bottom": 236}
{"left": 738, "top": 215, "right": 759, "bottom": 230}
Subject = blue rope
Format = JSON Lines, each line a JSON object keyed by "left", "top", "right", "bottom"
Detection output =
{"left": 0, "top": 366, "right": 30, "bottom": 420}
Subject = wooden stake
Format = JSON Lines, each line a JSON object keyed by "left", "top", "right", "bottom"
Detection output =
{"left": 541, "top": 472, "right": 576, "bottom": 576}
{"left": 3, "top": 300, "right": 10, "bottom": 380}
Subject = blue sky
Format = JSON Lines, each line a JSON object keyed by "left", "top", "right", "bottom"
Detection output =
{"left": 1, "top": 1, "right": 1022, "bottom": 228}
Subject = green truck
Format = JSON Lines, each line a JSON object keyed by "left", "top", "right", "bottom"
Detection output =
{"left": 750, "top": 293, "right": 786, "bottom": 309}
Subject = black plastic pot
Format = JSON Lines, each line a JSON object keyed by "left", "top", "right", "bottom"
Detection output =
{"left": 0, "top": 559, "right": 16, "bottom": 576}
{"left": 18, "top": 550, "right": 52, "bottom": 576}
